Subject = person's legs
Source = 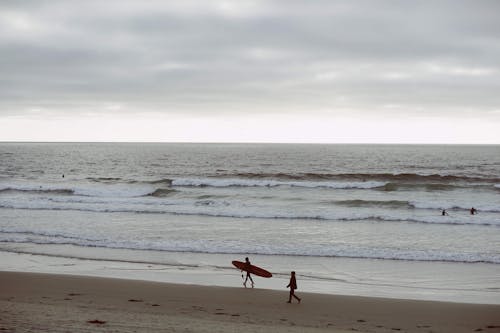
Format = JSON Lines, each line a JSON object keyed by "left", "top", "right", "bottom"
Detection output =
{"left": 244, "top": 273, "right": 254, "bottom": 287}
{"left": 288, "top": 290, "right": 301, "bottom": 303}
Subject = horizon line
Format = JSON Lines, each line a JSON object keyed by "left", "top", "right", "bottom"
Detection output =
{"left": 0, "top": 141, "right": 499, "bottom": 145}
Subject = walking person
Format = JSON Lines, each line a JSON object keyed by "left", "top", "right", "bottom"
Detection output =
{"left": 286, "top": 271, "right": 301, "bottom": 303}
{"left": 243, "top": 257, "right": 254, "bottom": 288}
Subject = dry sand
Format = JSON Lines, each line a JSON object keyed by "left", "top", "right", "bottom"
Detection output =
{"left": 1, "top": 271, "right": 499, "bottom": 333}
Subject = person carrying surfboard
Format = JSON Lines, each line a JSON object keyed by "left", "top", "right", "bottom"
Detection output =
{"left": 243, "top": 257, "right": 254, "bottom": 288}
{"left": 286, "top": 271, "right": 301, "bottom": 303}
{"left": 231, "top": 259, "right": 271, "bottom": 286}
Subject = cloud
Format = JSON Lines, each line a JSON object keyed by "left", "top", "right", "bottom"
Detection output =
{"left": 0, "top": 0, "right": 499, "bottom": 142}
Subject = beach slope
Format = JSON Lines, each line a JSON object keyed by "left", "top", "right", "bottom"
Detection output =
{"left": 1, "top": 271, "right": 499, "bottom": 332}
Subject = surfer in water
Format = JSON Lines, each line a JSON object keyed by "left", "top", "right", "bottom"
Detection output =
{"left": 243, "top": 257, "right": 254, "bottom": 288}
{"left": 470, "top": 207, "right": 477, "bottom": 215}
{"left": 286, "top": 271, "right": 301, "bottom": 303}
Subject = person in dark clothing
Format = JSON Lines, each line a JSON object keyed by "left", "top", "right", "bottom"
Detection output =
{"left": 286, "top": 271, "right": 301, "bottom": 303}
{"left": 243, "top": 257, "right": 254, "bottom": 288}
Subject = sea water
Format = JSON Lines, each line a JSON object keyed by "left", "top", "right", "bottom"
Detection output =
{"left": 1, "top": 143, "right": 499, "bottom": 303}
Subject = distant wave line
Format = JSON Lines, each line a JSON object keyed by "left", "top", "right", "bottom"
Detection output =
{"left": 0, "top": 239, "right": 498, "bottom": 264}
{"left": 210, "top": 172, "right": 500, "bottom": 183}
{"left": 2, "top": 177, "right": 498, "bottom": 197}
{"left": 0, "top": 203, "right": 497, "bottom": 226}
{"left": 170, "top": 178, "right": 387, "bottom": 189}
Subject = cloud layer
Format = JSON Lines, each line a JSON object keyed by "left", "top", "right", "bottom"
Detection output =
{"left": 1, "top": 0, "right": 499, "bottom": 142}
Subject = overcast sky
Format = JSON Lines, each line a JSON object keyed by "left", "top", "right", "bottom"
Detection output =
{"left": 1, "top": 0, "right": 499, "bottom": 143}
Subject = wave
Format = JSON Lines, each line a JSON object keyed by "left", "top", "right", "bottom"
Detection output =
{"left": 150, "top": 188, "right": 177, "bottom": 197}
{"left": 0, "top": 200, "right": 497, "bottom": 226}
{"left": 0, "top": 229, "right": 100, "bottom": 242}
{"left": 171, "top": 177, "right": 388, "bottom": 189}
{"left": 86, "top": 177, "right": 123, "bottom": 183}
{"left": 1, "top": 230, "right": 498, "bottom": 264}
{"left": 88, "top": 178, "right": 175, "bottom": 186}
{"left": 0, "top": 180, "right": 491, "bottom": 196}
{"left": 334, "top": 200, "right": 412, "bottom": 208}
{"left": 333, "top": 199, "right": 500, "bottom": 213}
{"left": 0, "top": 247, "right": 201, "bottom": 269}
{"left": 0, "top": 187, "right": 74, "bottom": 195}
{"left": 335, "top": 172, "right": 499, "bottom": 183}
{"left": 378, "top": 183, "right": 464, "bottom": 191}
{"left": 408, "top": 201, "right": 500, "bottom": 213}
{"left": 148, "top": 178, "right": 173, "bottom": 186}
{"left": 0, "top": 183, "right": 163, "bottom": 198}
{"left": 2, "top": 176, "right": 498, "bottom": 200}
{"left": 134, "top": 177, "right": 499, "bottom": 191}
{"left": 222, "top": 172, "right": 500, "bottom": 183}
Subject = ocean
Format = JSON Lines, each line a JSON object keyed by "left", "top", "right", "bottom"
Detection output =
{"left": 1, "top": 143, "right": 499, "bottom": 303}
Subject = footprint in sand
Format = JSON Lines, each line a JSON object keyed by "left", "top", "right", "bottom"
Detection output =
{"left": 67, "top": 293, "right": 82, "bottom": 296}
{"left": 192, "top": 306, "right": 206, "bottom": 312}
{"left": 475, "top": 327, "right": 500, "bottom": 332}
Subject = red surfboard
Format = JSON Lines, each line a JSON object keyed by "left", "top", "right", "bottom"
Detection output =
{"left": 232, "top": 260, "right": 272, "bottom": 278}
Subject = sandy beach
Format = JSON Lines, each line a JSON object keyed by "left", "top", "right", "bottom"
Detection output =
{"left": 1, "top": 271, "right": 499, "bottom": 333}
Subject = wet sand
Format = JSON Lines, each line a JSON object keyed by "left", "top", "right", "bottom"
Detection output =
{"left": 1, "top": 271, "right": 499, "bottom": 332}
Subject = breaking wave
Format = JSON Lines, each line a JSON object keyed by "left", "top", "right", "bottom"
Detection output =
{"left": 0, "top": 199, "right": 497, "bottom": 226}
{"left": 221, "top": 172, "right": 500, "bottom": 183}
{"left": 0, "top": 187, "right": 74, "bottom": 195}
{"left": 335, "top": 200, "right": 412, "bottom": 208}
{"left": 1, "top": 229, "right": 498, "bottom": 264}
{"left": 171, "top": 178, "right": 387, "bottom": 189}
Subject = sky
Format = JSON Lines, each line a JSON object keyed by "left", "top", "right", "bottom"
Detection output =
{"left": 1, "top": 0, "right": 499, "bottom": 143}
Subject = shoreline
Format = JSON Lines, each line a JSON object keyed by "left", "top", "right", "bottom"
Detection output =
{"left": 1, "top": 248, "right": 500, "bottom": 305}
{"left": 1, "top": 271, "right": 499, "bottom": 333}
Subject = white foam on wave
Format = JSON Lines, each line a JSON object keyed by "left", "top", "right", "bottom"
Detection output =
{"left": 0, "top": 181, "right": 157, "bottom": 198}
{"left": 171, "top": 177, "right": 387, "bottom": 189}
{"left": 0, "top": 195, "right": 498, "bottom": 227}
{"left": 1, "top": 228, "right": 498, "bottom": 264}
{"left": 0, "top": 183, "right": 67, "bottom": 193}
{"left": 72, "top": 184, "right": 155, "bottom": 198}
{"left": 409, "top": 200, "right": 500, "bottom": 213}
